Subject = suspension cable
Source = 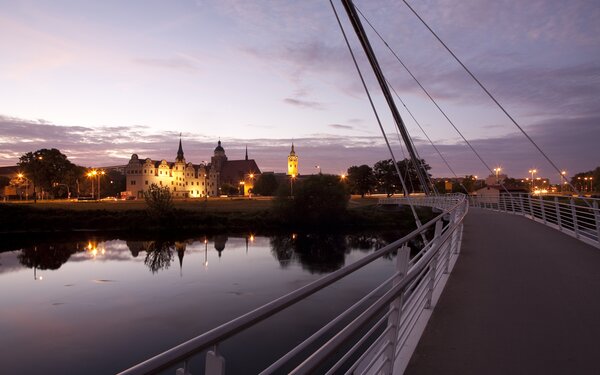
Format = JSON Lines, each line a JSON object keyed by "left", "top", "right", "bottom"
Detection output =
{"left": 355, "top": 4, "right": 513, "bottom": 197}
{"left": 329, "top": 0, "right": 424, "bottom": 230}
{"left": 388, "top": 80, "right": 469, "bottom": 194}
{"left": 401, "top": 0, "right": 585, "bottom": 199}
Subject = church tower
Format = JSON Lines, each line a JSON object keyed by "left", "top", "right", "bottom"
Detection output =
{"left": 287, "top": 143, "right": 298, "bottom": 176}
{"left": 173, "top": 136, "right": 186, "bottom": 197}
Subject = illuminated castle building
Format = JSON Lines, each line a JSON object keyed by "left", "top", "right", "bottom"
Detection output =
{"left": 125, "top": 139, "right": 260, "bottom": 199}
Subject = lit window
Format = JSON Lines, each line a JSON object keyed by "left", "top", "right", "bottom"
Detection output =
{"left": 145, "top": 180, "right": 148, "bottom": 185}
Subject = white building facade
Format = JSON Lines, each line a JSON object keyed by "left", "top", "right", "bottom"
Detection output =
{"left": 125, "top": 139, "right": 260, "bottom": 199}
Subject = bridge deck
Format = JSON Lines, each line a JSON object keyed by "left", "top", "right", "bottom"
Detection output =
{"left": 405, "top": 207, "right": 600, "bottom": 375}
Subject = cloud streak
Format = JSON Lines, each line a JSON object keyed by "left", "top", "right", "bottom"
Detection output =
{"left": 2, "top": 112, "right": 598, "bottom": 181}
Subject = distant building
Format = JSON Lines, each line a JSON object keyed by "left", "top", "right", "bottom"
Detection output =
{"left": 287, "top": 143, "right": 298, "bottom": 176}
{"left": 474, "top": 185, "right": 529, "bottom": 203}
{"left": 485, "top": 173, "right": 507, "bottom": 186}
{"left": 125, "top": 139, "right": 260, "bottom": 199}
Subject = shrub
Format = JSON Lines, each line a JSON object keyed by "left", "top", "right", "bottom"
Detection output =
{"left": 144, "top": 183, "right": 174, "bottom": 218}
{"left": 274, "top": 174, "right": 350, "bottom": 225}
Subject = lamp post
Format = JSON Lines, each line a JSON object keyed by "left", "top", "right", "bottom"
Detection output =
{"left": 100, "top": 170, "right": 105, "bottom": 199}
{"left": 590, "top": 177, "right": 594, "bottom": 193}
{"left": 87, "top": 171, "right": 95, "bottom": 198}
{"left": 528, "top": 169, "right": 537, "bottom": 191}
{"left": 560, "top": 171, "right": 567, "bottom": 193}
{"left": 493, "top": 167, "right": 501, "bottom": 184}
{"left": 17, "top": 173, "right": 30, "bottom": 201}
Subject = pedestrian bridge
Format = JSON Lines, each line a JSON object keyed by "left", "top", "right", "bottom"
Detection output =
{"left": 119, "top": 194, "right": 600, "bottom": 375}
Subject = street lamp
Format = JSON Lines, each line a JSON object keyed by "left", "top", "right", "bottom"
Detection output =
{"left": 87, "top": 171, "right": 95, "bottom": 198}
{"left": 17, "top": 173, "right": 31, "bottom": 201}
{"left": 315, "top": 165, "right": 321, "bottom": 175}
{"left": 290, "top": 174, "right": 296, "bottom": 197}
{"left": 493, "top": 167, "right": 501, "bottom": 184}
{"left": 528, "top": 169, "right": 537, "bottom": 191}
{"left": 88, "top": 169, "right": 106, "bottom": 200}
{"left": 590, "top": 177, "right": 594, "bottom": 193}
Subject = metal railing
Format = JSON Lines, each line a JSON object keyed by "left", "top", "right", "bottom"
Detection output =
{"left": 469, "top": 193, "right": 600, "bottom": 249}
{"left": 119, "top": 194, "right": 468, "bottom": 375}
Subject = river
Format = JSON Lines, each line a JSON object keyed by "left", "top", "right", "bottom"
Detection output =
{"left": 0, "top": 231, "right": 406, "bottom": 374}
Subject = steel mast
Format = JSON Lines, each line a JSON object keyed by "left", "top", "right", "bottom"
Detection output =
{"left": 340, "top": 0, "right": 431, "bottom": 195}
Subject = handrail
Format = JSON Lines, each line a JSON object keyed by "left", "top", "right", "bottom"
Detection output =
{"left": 119, "top": 194, "right": 468, "bottom": 375}
{"left": 470, "top": 193, "right": 600, "bottom": 248}
{"left": 291, "top": 211, "right": 461, "bottom": 373}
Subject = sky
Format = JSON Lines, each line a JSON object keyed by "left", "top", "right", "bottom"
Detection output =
{"left": 1, "top": 0, "right": 598, "bottom": 181}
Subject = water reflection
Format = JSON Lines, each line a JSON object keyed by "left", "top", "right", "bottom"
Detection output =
{"left": 7, "top": 231, "right": 407, "bottom": 275}
{"left": 270, "top": 233, "right": 349, "bottom": 274}
{"left": 18, "top": 243, "right": 76, "bottom": 272}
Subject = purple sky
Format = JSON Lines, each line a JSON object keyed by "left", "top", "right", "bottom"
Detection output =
{"left": 1, "top": 0, "right": 598, "bottom": 181}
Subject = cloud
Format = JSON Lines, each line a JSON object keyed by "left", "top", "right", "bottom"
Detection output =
{"left": 328, "top": 124, "right": 354, "bottom": 130}
{"left": 1, "top": 111, "right": 598, "bottom": 181}
{"left": 283, "top": 98, "right": 325, "bottom": 110}
{"left": 132, "top": 57, "right": 200, "bottom": 72}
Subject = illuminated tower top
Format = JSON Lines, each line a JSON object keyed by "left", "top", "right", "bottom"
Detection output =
{"left": 287, "top": 143, "right": 298, "bottom": 176}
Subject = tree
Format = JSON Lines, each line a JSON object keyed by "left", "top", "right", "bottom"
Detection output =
{"left": 253, "top": 173, "right": 279, "bottom": 196}
{"left": 101, "top": 169, "right": 126, "bottom": 198}
{"left": 18, "top": 148, "right": 79, "bottom": 202}
{"left": 395, "top": 158, "right": 432, "bottom": 194}
{"left": 373, "top": 159, "right": 399, "bottom": 197}
{"left": 219, "top": 183, "right": 239, "bottom": 196}
{"left": 274, "top": 174, "right": 350, "bottom": 224}
{"left": 144, "top": 183, "right": 174, "bottom": 218}
{"left": 347, "top": 165, "right": 376, "bottom": 197}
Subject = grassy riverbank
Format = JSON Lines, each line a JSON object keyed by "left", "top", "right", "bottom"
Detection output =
{"left": 0, "top": 196, "right": 433, "bottom": 234}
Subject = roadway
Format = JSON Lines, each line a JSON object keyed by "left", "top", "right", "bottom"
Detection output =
{"left": 405, "top": 207, "right": 600, "bottom": 375}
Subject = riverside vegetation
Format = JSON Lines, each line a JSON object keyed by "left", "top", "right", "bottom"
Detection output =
{"left": 0, "top": 176, "right": 433, "bottom": 234}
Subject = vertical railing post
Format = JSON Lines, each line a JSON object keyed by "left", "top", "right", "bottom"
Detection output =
{"left": 529, "top": 195, "right": 534, "bottom": 219}
{"left": 555, "top": 197, "right": 562, "bottom": 231}
{"left": 446, "top": 210, "right": 459, "bottom": 273}
{"left": 539, "top": 195, "right": 547, "bottom": 224}
{"left": 570, "top": 198, "right": 580, "bottom": 239}
{"left": 426, "top": 220, "right": 443, "bottom": 309}
{"left": 382, "top": 245, "right": 410, "bottom": 373}
{"left": 593, "top": 201, "right": 600, "bottom": 244}
{"left": 518, "top": 194, "right": 524, "bottom": 215}
{"left": 205, "top": 345, "right": 225, "bottom": 375}
{"left": 176, "top": 359, "right": 191, "bottom": 375}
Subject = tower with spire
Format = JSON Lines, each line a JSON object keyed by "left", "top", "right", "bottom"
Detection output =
{"left": 176, "top": 134, "right": 185, "bottom": 162}
{"left": 287, "top": 142, "right": 298, "bottom": 176}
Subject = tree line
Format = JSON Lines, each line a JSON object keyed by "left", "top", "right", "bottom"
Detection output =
{"left": 4, "top": 148, "right": 125, "bottom": 200}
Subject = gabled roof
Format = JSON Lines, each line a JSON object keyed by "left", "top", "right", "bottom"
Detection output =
{"left": 0, "top": 165, "right": 19, "bottom": 177}
{"left": 220, "top": 159, "right": 260, "bottom": 183}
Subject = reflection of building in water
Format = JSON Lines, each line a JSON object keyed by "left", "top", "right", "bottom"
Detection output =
{"left": 214, "top": 235, "right": 228, "bottom": 258}
{"left": 175, "top": 241, "right": 186, "bottom": 276}
{"left": 126, "top": 241, "right": 154, "bottom": 258}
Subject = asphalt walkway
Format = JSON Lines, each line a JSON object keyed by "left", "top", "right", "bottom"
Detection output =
{"left": 405, "top": 208, "right": 600, "bottom": 375}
